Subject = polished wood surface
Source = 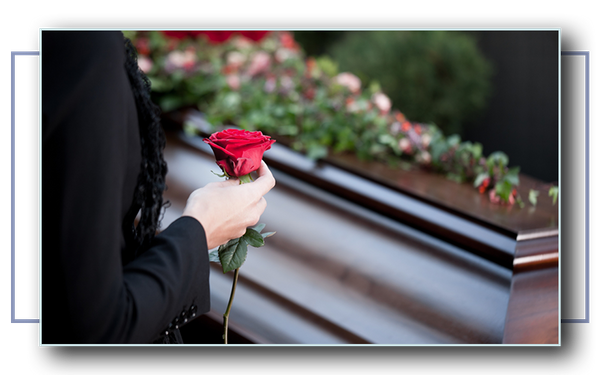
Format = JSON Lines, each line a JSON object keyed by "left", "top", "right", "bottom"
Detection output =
{"left": 502, "top": 266, "right": 559, "bottom": 344}
{"left": 326, "top": 152, "right": 558, "bottom": 237}
{"left": 162, "top": 132, "right": 514, "bottom": 344}
{"left": 160, "top": 123, "right": 558, "bottom": 345}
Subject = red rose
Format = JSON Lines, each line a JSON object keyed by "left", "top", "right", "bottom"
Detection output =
{"left": 239, "top": 31, "right": 270, "bottom": 41}
{"left": 203, "top": 129, "right": 276, "bottom": 177}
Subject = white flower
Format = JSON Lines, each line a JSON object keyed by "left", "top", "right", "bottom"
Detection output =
{"left": 275, "top": 48, "right": 297, "bottom": 63}
{"left": 421, "top": 133, "right": 432, "bottom": 148}
{"left": 334, "top": 72, "right": 361, "bottom": 94}
{"left": 398, "top": 138, "right": 412, "bottom": 153}
{"left": 279, "top": 76, "right": 295, "bottom": 93}
{"left": 419, "top": 151, "right": 431, "bottom": 164}
{"left": 226, "top": 51, "right": 246, "bottom": 69}
{"left": 372, "top": 92, "right": 391, "bottom": 114}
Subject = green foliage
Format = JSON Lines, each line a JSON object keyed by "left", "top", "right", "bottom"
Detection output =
{"left": 210, "top": 224, "right": 275, "bottom": 273}
{"left": 126, "top": 30, "right": 554, "bottom": 208}
{"left": 326, "top": 31, "right": 493, "bottom": 135}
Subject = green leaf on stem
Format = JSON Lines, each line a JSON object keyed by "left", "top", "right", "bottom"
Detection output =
{"left": 549, "top": 186, "right": 559, "bottom": 205}
{"left": 529, "top": 189, "right": 540, "bottom": 206}
{"left": 486, "top": 151, "right": 509, "bottom": 171}
{"left": 261, "top": 231, "right": 276, "bottom": 239}
{"left": 495, "top": 179, "right": 513, "bottom": 202}
{"left": 505, "top": 167, "right": 520, "bottom": 185}
{"left": 217, "top": 225, "right": 275, "bottom": 273}
{"left": 243, "top": 228, "right": 265, "bottom": 248}
{"left": 250, "top": 223, "right": 266, "bottom": 233}
{"left": 218, "top": 237, "right": 249, "bottom": 273}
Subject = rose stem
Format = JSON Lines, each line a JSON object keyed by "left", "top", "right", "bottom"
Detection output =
{"left": 223, "top": 267, "right": 240, "bottom": 344}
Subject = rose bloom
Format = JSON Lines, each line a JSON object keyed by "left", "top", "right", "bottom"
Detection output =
{"left": 264, "top": 76, "right": 277, "bottom": 93}
{"left": 227, "top": 51, "right": 247, "bottom": 70}
{"left": 414, "top": 124, "right": 422, "bottom": 135}
{"left": 137, "top": 56, "right": 153, "bottom": 73}
{"left": 372, "top": 92, "right": 392, "bottom": 114}
{"left": 398, "top": 137, "right": 412, "bottom": 154}
{"left": 247, "top": 51, "right": 271, "bottom": 76}
{"left": 418, "top": 151, "right": 431, "bottom": 165}
{"left": 395, "top": 111, "right": 407, "bottom": 123}
{"left": 226, "top": 74, "right": 241, "bottom": 90}
{"left": 279, "top": 76, "right": 295, "bottom": 93}
{"left": 334, "top": 72, "right": 361, "bottom": 94}
{"left": 279, "top": 31, "right": 300, "bottom": 50}
{"left": 165, "top": 50, "right": 196, "bottom": 72}
{"left": 488, "top": 189, "right": 515, "bottom": 205}
{"left": 390, "top": 122, "right": 402, "bottom": 135}
{"left": 478, "top": 177, "right": 490, "bottom": 194}
{"left": 421, "top": 133, "right": 432, "bottom": 148}
{"left": 204, "top": 129, "right": 276, "bottom": 177}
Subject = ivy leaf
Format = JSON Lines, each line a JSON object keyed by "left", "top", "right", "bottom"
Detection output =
{"left": 495, "top": 180, "right": 513, "bottom": 202}
{"left": 218, "top": 237, "right": 249, "bottom": 273}
{"left": 487, "top": 151, "right": 509, "bottom": 171}
{"left": 504, "top": 167, "right": 520, "bottom": 185}
{"left": 529, "top": 189, "right": 540, "bottom": 206}
{"left": 548, "top": 186, "right": 559, "bottom": 205}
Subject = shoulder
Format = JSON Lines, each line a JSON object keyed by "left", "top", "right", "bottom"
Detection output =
{"left": 42, "top": 31, "right": 131, "bottom": 140}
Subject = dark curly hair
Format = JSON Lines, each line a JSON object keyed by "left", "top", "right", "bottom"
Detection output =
{"left": 121, "top": 36, "right": 169, "bottom": 258}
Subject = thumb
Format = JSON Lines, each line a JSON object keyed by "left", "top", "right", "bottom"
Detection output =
{"left": 247, "top": 161, "right": 276, "bottom": 195}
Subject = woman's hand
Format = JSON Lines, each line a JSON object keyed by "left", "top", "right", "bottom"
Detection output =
{"left": 182, "top": 161, "right": 276, "bottom": 249}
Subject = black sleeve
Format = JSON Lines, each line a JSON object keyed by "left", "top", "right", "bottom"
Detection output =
{"left": 41, "top": 31, "right": 210, "bottom": 344}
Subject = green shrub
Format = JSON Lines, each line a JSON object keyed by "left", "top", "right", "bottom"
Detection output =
{"left": 327, "top": 31, "right": 493, "bottom": 135}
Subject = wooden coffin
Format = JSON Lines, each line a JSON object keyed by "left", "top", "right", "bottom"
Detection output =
{"left": 160, "top": 115, "right": 558, "bottom": 345}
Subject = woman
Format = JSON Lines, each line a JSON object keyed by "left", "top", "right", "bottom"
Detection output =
{"left": 41, "top": 31, "right": 275, "bottom": 344}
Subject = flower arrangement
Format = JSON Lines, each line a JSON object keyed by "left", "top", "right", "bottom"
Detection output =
{"left": 124, "top": 30, "right": 557, "bottom": 207}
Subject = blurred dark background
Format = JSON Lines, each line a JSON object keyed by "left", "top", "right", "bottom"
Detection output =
{"left": 293, "top": 30, "right": 559, "bottom": 183}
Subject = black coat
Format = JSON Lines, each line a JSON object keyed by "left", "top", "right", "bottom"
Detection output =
{"left": 41, "top": 31, "right": 210, "bottom": 344}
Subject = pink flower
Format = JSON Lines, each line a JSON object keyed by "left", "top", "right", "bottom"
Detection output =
{"left": 264, "top": 76, "right": 276, "bottom": 93}
{"left": 489, "top": 189, "right": 500, "bottom": 204}
{"left": 165, "top": 50, "right": 196, "bottom": 72}
{"left": 489, "top": 187, "right": 517, "bottom": 205}
{"left": 137, "top": 55, "right": 153, "bottom": 73}
{"left": 247, "top": 51, "right": 271, "bottom": 77}
{"left": 279, "top": 31, "right": 300, "bottom": 50}
{"left": 334, "top": 72, "right": 361, "bottom": 94}
{"left": 372, "top": 93, "right": 391, "bottom": 114}
{"left": 226, "top": 74, "right": 241, "bottom": 90}
{"left": 279, "top": 76, "right": 295, "bottom": 93}
{"left": 390, "top": 121, "right": 402, "bottom": 135}
{"left": 399, "top": 138, "right": 412, "bottom": 154}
